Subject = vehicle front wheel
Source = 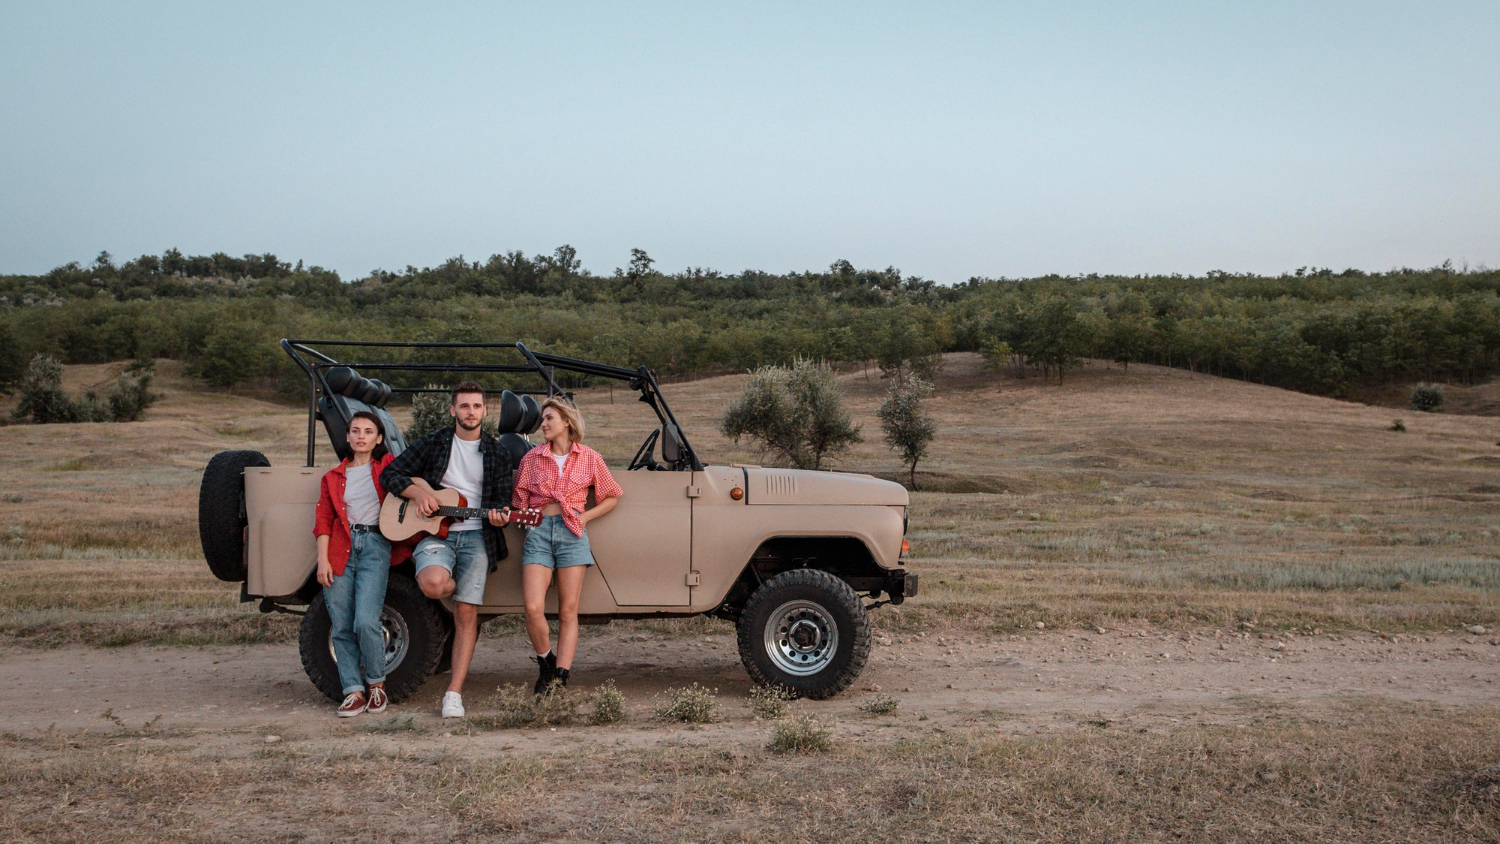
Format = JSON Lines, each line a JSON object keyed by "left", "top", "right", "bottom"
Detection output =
{"left": 298, "top": 574, "right": 451, "bottom": 703}
{"left": 736, "top": 569, "right": 871, "bottom": 700}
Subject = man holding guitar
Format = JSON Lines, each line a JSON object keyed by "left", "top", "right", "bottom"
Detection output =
{"left": 380, "top": 381, "right": 518, "bottom": 719}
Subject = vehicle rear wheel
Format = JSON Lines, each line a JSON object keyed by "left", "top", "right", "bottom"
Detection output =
{"left": 298, "top": 574, "right": 451, "bottom": 703}
{"left": 736, "top": 569, "right": 871, "bottom": 699}
{"left": 198, "top": 450, "right": 269, "bottom": 582}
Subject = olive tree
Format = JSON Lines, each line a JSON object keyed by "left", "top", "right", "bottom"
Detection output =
{"left": 720, "top": 358, "right": 861, "bottom": 470}
{"left": 11, "top": 354, "right": 83, "bottom": 423}
{"left": 877, "top": 375, "right": 936, "bottom": 490}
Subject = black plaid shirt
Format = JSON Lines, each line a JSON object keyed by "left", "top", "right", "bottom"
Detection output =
{"left": 381, "top": 425, "right": 515, "bottom": 570}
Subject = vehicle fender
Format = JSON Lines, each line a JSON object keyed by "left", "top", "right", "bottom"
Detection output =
{"left": 689, "top": 504, "right": 904, "bottom": 613}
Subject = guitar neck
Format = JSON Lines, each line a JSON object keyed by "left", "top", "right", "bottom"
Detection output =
{"left": 436, "top": 506, "right": 489, "bottom": 520}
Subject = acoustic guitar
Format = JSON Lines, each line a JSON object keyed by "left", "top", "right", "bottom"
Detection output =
{"left": 379, "top": 488, "right": 543, "bottom": 545}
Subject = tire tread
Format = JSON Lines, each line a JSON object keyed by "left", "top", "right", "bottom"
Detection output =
{"left": 198, "top": 450, "right": 269, "bottom": 582}
{"left": 736, "top": 568, "right": 871, "bottom": 700}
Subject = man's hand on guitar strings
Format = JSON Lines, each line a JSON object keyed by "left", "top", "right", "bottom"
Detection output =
{"left": 415, "top": 492, "right": 440, "bottom": 518}
{"left": 486, "top": 507, "right": 511, "bottom": 527}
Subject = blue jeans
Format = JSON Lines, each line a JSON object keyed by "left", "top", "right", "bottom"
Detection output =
{"left": 324, "top": 529, "right": 391, "bottom": 695}
{"left": 413, "top": 529, "right": 489, "bottom": 605}
{"left": 522, "top": 515, "right": 595, "bottom": 569}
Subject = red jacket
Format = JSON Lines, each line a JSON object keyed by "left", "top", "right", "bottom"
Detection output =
{"left": 314, "top": 454, "right": 411, "bottom": 576}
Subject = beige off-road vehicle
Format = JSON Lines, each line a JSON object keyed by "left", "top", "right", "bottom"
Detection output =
{"left": 199, "top": 340, "right": 917, "bottom": 702}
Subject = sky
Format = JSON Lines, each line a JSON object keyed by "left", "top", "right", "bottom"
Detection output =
{"left": 2, "top": 2, "right": 1497, "bottom": 283}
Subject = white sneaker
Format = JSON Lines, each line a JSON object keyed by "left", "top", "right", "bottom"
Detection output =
{"left": 441, "top": 691, "right": 465, "bottom": 718}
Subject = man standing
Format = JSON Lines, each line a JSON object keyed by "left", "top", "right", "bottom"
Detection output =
{"left": 382, "top": 381, "right": 514, "bottom": 717}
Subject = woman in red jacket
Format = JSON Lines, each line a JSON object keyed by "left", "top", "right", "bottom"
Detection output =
{"left": 313, "top": 411, "right": 410, "bottom": 717}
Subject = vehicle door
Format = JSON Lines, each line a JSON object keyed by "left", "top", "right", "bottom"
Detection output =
{"left": 583, "top": 470, "right": 693, "bottom": 606}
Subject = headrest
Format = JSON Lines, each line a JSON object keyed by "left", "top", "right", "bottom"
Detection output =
{"left": 494, "top": 390, "right": 526, "bottom": 434}
{"left": 367, "top": 379, "right": 393, "bottom": 408}
{"left": 324, "top": 366, "right": 356, "bottom": 394}
{"left": 498, "top": 433, "right": 532, "bottom": 467}
{"left": 519, "top": 394, "right": 541, "bottom": 434}
{"left": 356, "top": 377, "right": 383, "bottom": 405}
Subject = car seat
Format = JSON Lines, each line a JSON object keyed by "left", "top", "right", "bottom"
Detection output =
{"left": 317, "top": 366, "right": 408, "bottom": 461}
{"left": 497, "top": 392, "right": 541, "bottom": 467}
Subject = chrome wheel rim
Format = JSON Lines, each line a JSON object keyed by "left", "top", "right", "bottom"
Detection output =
{"left": 328, "top": 605, "right": 410, "bottom": 674}
{"left": 764, "top": 599, "right": 838, "bottom": 677}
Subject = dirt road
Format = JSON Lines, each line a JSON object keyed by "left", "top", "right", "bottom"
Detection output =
{"left": 4, "top": 627, "right": 1495, "bottom": 746}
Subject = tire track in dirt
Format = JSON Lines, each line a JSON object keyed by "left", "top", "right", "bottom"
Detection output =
{"left": 3, "top": 629, "right": 1495, "bottom": 750}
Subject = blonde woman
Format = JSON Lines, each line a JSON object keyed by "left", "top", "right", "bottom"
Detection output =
{"left": 510, "top": 397, "right": 622, "bottom": 693}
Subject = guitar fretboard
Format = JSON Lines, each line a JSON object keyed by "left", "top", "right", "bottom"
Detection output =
{"left": 436, "top": 507, "right": 488, "bottom": 519}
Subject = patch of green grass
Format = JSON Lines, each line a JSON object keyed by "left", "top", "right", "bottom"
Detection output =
{"left": 44, "top": 457, "right": 91, "bottom": 472}
{"left": 859, "top": 694, "right": 899, "bottom": 716}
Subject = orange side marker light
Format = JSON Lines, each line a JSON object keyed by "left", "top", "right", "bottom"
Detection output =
{"left": 730, "top": 487, "right": 744, "bottom": 500}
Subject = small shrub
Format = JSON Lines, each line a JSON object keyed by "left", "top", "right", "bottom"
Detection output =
{"left": 768, "top": 715, "right": 833, "bottom": 753}
{"left": 859, "top": 694, "right": 899, "bottom": 715}
{"left": 589, "top": 681, "right": 627, "bottom": 725}
{"left": 1411, "top": 383, "right": 1445, "bottom": 413}
{"left": 406, "top": 386, "right": 452, "bottom": 442}
{"left": 11, "top": 354, "right": 158, "bottom": 424}
{"left": 747, "top": 685, "right": 794, "bottom": 719}
{"left": 12, "top": 354, "right": 81, "bottom": 423}
{"left": 655, "top": 683, "right": 719, "bottom": 723}
{"left": 76, "top": 390, "right": 111, "bottom": 423}
{"left": 106, "top": 363, "right": 157, "bottom": 422}
{"left": 1390, "top": 418, "right": 1407, "bottom": 432}
{"left": 469, "top": 683, "right": 580, "bottom": 729}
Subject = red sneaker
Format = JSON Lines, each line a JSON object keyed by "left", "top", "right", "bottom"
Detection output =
{"left": 366, "top": 687, "right": 388, "bottom": 714}
{"left": 337, "top": 691, "right": 368, "bottom": 717}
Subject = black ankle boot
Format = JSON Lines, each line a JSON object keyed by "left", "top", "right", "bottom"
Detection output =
{"left": 554, "top": 668, "right": 570, "bottom": 688}
{"left": 532, "top": 651, "right": 557, "bottom": 695}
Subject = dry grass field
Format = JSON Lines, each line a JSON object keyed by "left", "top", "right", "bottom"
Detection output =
{"left": 2, "top": 353, "right": 1498, "bottom": 841}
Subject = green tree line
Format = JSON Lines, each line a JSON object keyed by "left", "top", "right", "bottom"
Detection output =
{"left": 2, "top": 248, "right": 1497, "bottom": 398}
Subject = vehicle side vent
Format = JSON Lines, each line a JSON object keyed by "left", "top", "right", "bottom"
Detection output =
{"left": 762, "top": 471, "right": 798, "bottom": 500}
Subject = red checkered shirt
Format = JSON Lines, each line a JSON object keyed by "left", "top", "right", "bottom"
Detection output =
{"left": 510, "top": 442, "right": 623, "bottom": 537}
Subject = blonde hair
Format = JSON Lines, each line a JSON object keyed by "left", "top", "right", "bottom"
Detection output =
{"left": 542, "top": 396, "right": 585, "bottom": 443}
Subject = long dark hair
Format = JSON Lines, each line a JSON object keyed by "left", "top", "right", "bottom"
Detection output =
{"left": 349, "top": 411, "right": 389, "bottom": 460}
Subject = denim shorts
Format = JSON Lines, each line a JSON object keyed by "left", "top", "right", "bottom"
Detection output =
{"left": 522, "top": 515, "right": 595, "bottom": 569}
{"left": 413, "top": 529, "right": 489, "bottom": 605}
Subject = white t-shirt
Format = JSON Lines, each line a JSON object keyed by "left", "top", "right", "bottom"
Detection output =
{"left": 551, "top": 450, "right": 568, "bottom": 478}
{"left": 343, "top": 463, "right": 382, "bottom": 527}
{"left": 441, "top": 436, "right": 484, "bottom": 531}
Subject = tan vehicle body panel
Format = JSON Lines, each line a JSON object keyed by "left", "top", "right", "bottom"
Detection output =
{"left": 244, "top": 463, "right": 908, "bottom": 613}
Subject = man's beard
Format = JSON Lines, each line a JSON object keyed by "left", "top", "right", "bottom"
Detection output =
{"left": 457, "top": 417, "right": 482, "bottom": 431}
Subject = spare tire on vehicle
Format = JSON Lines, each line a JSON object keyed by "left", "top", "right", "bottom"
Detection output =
{"left": 198, "top": 450, "right": 269, "bottom": 582}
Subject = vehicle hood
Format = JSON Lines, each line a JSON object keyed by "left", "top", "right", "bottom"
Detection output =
{"left": 739, "top": 467, "right": 909, "bottom": 506}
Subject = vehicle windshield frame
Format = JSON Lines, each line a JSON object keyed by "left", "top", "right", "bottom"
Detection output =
{"left": 280, "top": 338, "right": 704, "bottom": 471}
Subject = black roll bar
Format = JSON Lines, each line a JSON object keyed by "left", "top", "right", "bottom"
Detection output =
{"left": 279, "top": 338, "right": 704, "bottom": 471}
